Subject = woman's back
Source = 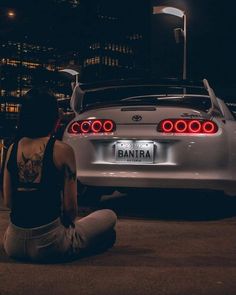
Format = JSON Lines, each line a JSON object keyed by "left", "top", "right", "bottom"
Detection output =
{"left": 7, "top": 136, "right": 63, "bottom": 228}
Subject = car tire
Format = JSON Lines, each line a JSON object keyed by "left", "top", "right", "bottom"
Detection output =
{"left": 77, "top": 181, "right": 115, "bottom": 205}
{"left": 224, "top": 191, "right": 236, "bottom": 198}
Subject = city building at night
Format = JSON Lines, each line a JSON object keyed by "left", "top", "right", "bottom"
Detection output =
{"left": 54, "top": 0, "right": 80, "bottom": 8}
{"left": 0, "top": 40, "right": 78, "bottom": 98}
{"left": 0, "top": 40, "right": 78, "bottom": 135}
{"left": 79, "top": 0, "right": 151, "bottom": 82}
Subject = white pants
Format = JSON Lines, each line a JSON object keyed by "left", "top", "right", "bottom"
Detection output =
{"left": 3, "top": 209, "right": 117, "bottom": 262}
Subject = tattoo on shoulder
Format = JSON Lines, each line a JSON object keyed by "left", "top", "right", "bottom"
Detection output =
{"left": 18, "top": 143, "right": 46, "bottom": 183}
{"left": 64, "top": 164, "right": 76, "bottom": 181}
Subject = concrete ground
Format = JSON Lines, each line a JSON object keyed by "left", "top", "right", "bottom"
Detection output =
{"left": 1, "top": 189, "right": 236, "bottom": 295}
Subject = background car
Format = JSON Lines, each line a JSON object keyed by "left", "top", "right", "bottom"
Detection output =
{"left": 62, "top": 79, "right": 236, "bottom": 198}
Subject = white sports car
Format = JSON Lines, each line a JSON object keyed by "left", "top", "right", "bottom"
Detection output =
{"left": 62, "top": 79, "right": 236, "bottom": 197}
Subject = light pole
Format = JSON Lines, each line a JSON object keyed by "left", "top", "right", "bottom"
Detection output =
{"left": 153, "top": 6, "right": 187, "bottom": 80}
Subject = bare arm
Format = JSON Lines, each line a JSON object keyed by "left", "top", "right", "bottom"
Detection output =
{"left": 3, "top": 144, "right": 14, "bottom": 208}
{"left": 61, "top": 144, "right": 78, "bottom": 227}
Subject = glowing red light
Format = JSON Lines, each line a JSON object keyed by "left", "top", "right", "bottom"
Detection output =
{"left": 202, "top": 121, "right": 215, "bottom": 133}
{"left": 81, "top": 121, "right": 91, "bottom": 133}
{"left": 162, "top": 120, "right": 174, "bottom": 132}
{"left": 91, "top": 120, "right": 102, "bottom": 133}
{"left": 103, "top": 120, "right": 114, "bottom": 132}
{"left": 70, "top": 122, "right": 80, "bottom": 134}
{"left": 158, "top": 119, "right": 217, "bottom": 134}
{"left": 175, "top": 120, "right": 188, "bottom": 133}
{"left": 189, "top": 120, "right": 202, "bottom": 133}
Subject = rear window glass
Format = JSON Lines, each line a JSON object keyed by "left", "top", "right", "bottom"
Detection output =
{"left": 154, "top": 96, "right": 212, "bottom": 112}
{"left": 81, "top": 85, "right": 211, "bottom": 112}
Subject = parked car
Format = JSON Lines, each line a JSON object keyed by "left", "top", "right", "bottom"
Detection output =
{"left": 62, "top": 79, "right": 236, "bottom": 197}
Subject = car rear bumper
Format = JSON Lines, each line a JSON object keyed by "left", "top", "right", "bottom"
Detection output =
{"left": 64, "top": 123, "right": 236, "bottom": 196}
{"left": 77, "top": 171, "right": 236, "bottom": 195}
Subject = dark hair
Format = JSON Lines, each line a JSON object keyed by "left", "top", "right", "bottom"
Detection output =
{"left": 17, "top": 87, "right": 59, "bottom": 138}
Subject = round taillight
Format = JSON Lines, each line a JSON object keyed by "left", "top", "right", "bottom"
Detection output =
{"left": 162, "top": 120, "right": 174, "bottom": 132}
{"left": 69, "top": 122, "right": 80, "bottom": 134}
{"left": 189, "top": 120, "right": 202, "bottom": 133}
{"left": 175, "top": 120, "right": 188, "bottom": 133}
{"left": 202, "top": 121, "right": 216, "bottom": 133}
{"left": 81, "top": 121, "right": 91, "bottom": 133}
{"left": 91, "top": 120, "right": 102, "bottom": 133}
{"left": 103, "top": 120, "right": 114, "bottom": 132}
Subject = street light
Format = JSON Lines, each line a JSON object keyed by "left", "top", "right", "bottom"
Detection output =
{"left": 7, "top": 10, "right": 16, "bottom": 18}
{"left": 153, "top": 6, "right": 187, "bottom": 80}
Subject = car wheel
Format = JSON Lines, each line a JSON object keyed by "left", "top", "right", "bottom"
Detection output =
{"left": 77, "top": 182, "right": 115, "bottom": 205}
{"left": 224, "top": 191, "right": 236, "bottom": 197}
{"left": 77, "top": 180, "right": 87, "bottom": 196}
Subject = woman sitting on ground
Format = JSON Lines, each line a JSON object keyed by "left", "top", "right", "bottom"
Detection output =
{"left": 3, "top": 87, "right": 117, "bottom": 262}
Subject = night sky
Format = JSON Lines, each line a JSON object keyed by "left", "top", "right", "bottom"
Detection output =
{"left": 0, "top": 0, "right": 81, "bottom": 49}
{"left": 0, "top": 0, "right": 236, "bottom": 90}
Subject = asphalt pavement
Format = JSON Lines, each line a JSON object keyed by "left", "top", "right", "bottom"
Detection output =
{"left": 1, "top": 189, "right": 236, "bottom": 295}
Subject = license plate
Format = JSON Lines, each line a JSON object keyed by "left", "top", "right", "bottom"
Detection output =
{"left": 115, "top": 141, "right": 154, "bottom": 163}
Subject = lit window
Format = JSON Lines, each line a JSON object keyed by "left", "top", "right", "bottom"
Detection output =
{"left": 6, "top": 103, "right": 20, "bottom": 113}
{"left": 0, "top": 104, "right": 5, "bottom": 112}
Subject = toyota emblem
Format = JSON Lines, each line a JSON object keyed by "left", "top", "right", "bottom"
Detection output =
{"left": 132, "top": 115, "right": 142, "bottom": 122}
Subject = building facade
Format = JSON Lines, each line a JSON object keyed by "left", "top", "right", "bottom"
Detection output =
{"left": 0, "top": 40, "right": 78, "bottom": 137}
{"left": 79, "top": 0, "right": 151, "bottom": 82}
{"left": 54, "top": 0, "right": 80, "bottom": 8}
{"left": 0, "top": 40, "right": 78, "bottom": 99}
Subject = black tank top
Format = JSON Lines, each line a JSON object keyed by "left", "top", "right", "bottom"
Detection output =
{"left": 7, "top": 136, "right": 63, "bottom": 228}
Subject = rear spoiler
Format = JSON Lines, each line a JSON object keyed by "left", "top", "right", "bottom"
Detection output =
{"left": 70, "top": 83, "right": 85, "bottom": 112}
{"left": 70, "top": 79, "right": 224, "bottom": 117}
{"left": 203, "top": 79, "right": 224, "bottom": 118}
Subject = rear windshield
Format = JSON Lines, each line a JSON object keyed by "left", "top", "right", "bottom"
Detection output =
{"left": 81, "top": 85, "right": 211, "bottom": 112}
